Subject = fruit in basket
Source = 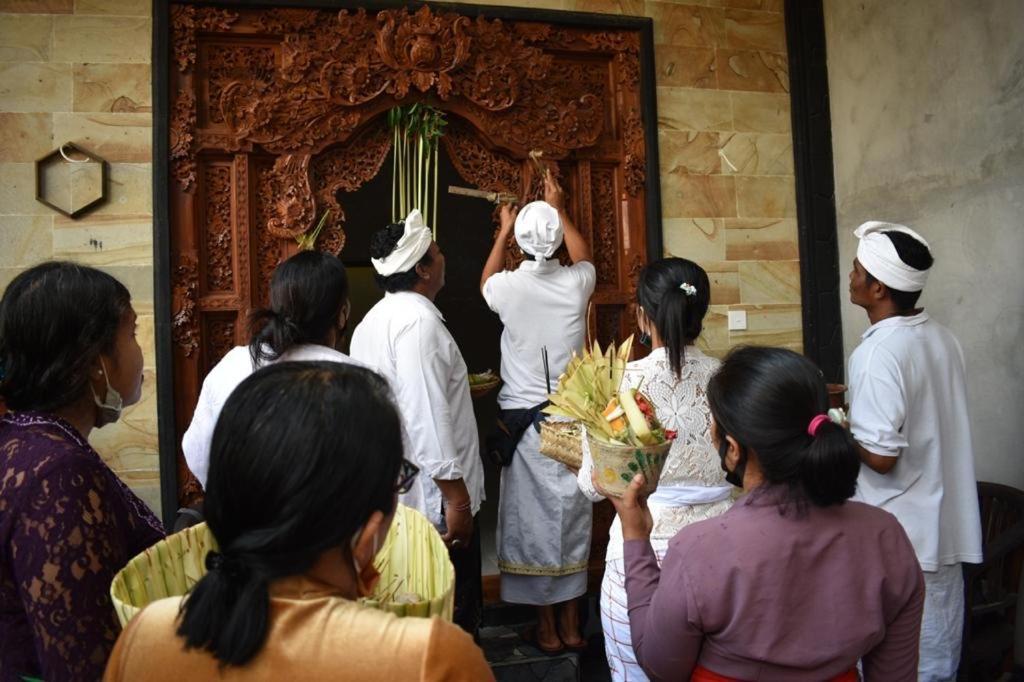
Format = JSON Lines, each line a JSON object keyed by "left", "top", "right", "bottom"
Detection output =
{"left": 544, "top": 336, "right": 671, "bottom": 448}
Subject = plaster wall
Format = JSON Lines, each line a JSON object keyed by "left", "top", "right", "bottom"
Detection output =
{"left": 824, "top": 0, "right": 1024, "bottom": 487}
{"left": 0, "top": 0, "right": 801, "bottom": 511}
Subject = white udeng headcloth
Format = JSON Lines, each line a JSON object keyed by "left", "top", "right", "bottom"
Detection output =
{"left": 514, "top": 201, "right": 563, "bottom": 263}
{"left": 370, "top": 209, "right": 433, "bottom": 276}
{"left": 854, "top": 220, "right": 931, "bottom": 292}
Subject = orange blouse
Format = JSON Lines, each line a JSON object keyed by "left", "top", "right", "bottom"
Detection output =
{"left": 103, "top": 574, "right": 494, "bottom": 682}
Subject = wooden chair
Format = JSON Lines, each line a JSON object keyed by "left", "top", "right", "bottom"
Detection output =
{"left": 959, "top": 482, "right": 1024, "bottom": 681}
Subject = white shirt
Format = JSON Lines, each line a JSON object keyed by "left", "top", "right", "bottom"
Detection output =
{"left": 182, "top": 344, "right": 365, "bottom": 489}
{"left": 482, "top": 259, "right": 596, "bottom": 408}
{"left": 350, "top": 291, "right": 485, "bottom": 526}
{"left": 850, "top": 311, "right": 983, "bottom": 570}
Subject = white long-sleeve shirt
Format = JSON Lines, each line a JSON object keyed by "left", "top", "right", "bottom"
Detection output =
{"left": 182, "top": 344, "right": 365, "bottom": 489}
{"left": 350, "top": 291, "right": 485, "bottom": 526}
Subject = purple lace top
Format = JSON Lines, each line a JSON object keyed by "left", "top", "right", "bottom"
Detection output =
{"left": 0, "top": 411, "right": 165, "bottom": 682}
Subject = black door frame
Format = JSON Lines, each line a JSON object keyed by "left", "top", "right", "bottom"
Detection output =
{"left": 151, "top": 0, "right": 839, "bottom": 526}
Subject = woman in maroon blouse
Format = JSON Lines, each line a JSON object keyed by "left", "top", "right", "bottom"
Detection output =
{"left": 0, "top": 262, "right": 164, "bottom": 682}
{"left": 607, "top": 346, "right": 924, "bottom": 682}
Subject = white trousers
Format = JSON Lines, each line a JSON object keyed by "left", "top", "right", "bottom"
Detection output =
{"left": 919, "top": 563, "right": 965, "bottom": 682}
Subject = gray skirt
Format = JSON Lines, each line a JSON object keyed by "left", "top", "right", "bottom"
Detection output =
{"left": 497, "top": 426, "right": 592, "bottom": 605}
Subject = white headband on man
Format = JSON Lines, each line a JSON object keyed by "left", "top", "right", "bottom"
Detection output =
{"left": 370, "top": 209, "right": 433, "bottom": 277}
{"left": 854, "top": 220, "right": 931, "bottom": 292}
{"left": 514, "top": 201, "right": 563, "bottom": 263}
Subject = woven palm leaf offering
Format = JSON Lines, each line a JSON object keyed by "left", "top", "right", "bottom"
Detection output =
{"left": 110, "top": 505, "right": 454, "bottom": 627}
{"left": 543, "top": 336, "right": 674, "bottom": 497}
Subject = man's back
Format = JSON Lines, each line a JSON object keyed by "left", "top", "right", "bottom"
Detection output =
{"left": 850, "top": 311, "right": 983, "bottom": 570}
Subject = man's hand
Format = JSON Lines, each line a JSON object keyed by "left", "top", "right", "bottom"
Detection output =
{"left": 603, "top": 473, "right": 654, "bottom": 541}
{"left": 499, "top": 202, "right": 518, "bottom": 234}
{"left": 544, "top": 174, "right": 565, "bottom": 211}
{"left": 441, "top": 503, "right": 473, "bottom": 549}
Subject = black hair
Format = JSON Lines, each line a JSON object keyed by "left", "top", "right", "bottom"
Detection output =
{"left": 368, "top": 222, "right": 433, "bottom": 293}
{"left": 176, "top": 361, "right": 403, "bottom": 667}
{"left": 865, "top": 231, "right": 934, "bottom": 311}
{"left": 249, "top": 251, "right": 349, "bottom": 366}
{"left": 707, "top": 346, "right": 860, "bottom": 508}
{"left": 636, "top": 258, "right": 711, "bottom": 379}
{"left": 0, "top": 261, "right": 131, "bottom": 412}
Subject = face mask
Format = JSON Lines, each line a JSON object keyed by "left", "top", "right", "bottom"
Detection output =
{"left": 90, "top": 358, "right": 123, "bottom": 427}
{"left": 718, "top": 435, "right": 746, "bottom": 488}
{"left": 638, "top": 331, "right": 651, "bottom": 347}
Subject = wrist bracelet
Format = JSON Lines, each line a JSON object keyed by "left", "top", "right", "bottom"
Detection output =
{"left": 450, "top": 499, "right": 473, "bottom": 513}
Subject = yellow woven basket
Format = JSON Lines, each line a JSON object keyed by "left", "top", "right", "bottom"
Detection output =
{"left": 539, "top": 420, "right": 583, "bottom": 469}
{"left": 110, "top": 504, "right": 454, "bottom": 626}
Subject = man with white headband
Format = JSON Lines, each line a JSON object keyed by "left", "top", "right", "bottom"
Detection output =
{"left": 480, "top": 174, "right": 596, "bottom": 653}
{"left": 350, "top": 209, "right": 485, "bottom": 636}
{"left": 847, "top": 220, "right": 982, "bottom": 681}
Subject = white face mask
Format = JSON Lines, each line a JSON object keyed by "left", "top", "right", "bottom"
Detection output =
{"left": 90, "top": 357, "right": 123, "bottom": 427}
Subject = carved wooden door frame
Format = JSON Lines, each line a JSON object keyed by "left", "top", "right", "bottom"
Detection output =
{"left": 152, "top": 0, "right": 665, "bottom": 524}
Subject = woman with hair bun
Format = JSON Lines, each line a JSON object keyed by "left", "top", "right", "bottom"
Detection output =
{"left": 104, "top": 362, "right": 493, "bottom": 680}
{"left": 183, "top": 250, "right": 360, "bottom": 489}
{"left": 608, "top": 346, "right": 925, "bottom": 681}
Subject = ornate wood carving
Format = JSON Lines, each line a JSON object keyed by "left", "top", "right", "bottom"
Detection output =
{"left": 442, "top": 119, "right": 521, "bottom": 195}
{"left": 261, "top": 154, "right": 315, "bottom": 239}
{"left": 591, "top": 166, "right": 619, "bottom": 287}
{"left": 233, "top": 154, "right": 251, "bottom": 303}
{"left": 310, "top": 121, "right": 394, "bottom": 254}
{"left": 171, "top": 254, "right": 199, "bottom": 357}
{"left": 167, "top": 3, "right": 657, "bottom": 512}
{"left": 205, "top": 314, "right": 236, "bottom": 372}
{"left": 596, "top": 305, "right": 623, "bottom": 347}
{"left": 170, "top": 89, "right": 196, "bottom": 190}
{"left": 206, "top": 44, "right": 276, "bottom": 126}
{"left": 171, "top": 5, "right": 238, "bottom": 73}
{"left": 203, "top": 164, "right": 233, "bottom": 292}
{"left": 254, "top": 161, "right": 284, "bottom": 306}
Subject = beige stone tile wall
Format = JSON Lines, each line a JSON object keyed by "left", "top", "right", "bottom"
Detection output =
{"left": 0, "top": 0, "right": 801, "bottom": 511}
{"left": 0, "top": 0, "right": 159, "bottom": 515}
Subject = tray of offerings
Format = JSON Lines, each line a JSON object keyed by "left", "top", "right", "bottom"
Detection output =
{"left": 542, "top": 336, "right": 674, "bottom": 497}
{"left": 468, "top": 370, "right": 500, "bottom": 399}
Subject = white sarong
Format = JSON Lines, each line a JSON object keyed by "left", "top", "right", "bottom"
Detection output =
{"left": 497, "top": 427, "right": 592, "bottom": 605}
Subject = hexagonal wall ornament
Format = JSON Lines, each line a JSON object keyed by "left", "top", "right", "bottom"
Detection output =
{"left": 35, "top": 143, "right": 108, "bottom": 219}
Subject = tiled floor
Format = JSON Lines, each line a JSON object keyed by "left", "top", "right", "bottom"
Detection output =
{"left": 481, "top": 597, "right": 612, "bottom": 682}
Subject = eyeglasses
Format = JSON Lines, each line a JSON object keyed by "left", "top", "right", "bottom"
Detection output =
{"left": 395, "top": 458, "right": 420, "bottom": 495}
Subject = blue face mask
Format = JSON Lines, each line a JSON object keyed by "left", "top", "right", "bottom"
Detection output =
{"left": 90, "top": 358, "right": 123, "bottom": 427}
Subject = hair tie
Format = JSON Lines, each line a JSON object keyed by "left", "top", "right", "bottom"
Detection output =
{"left": 679, "top": 282, "right": 697, "bottom": 297}
{"left": 807, "top": 414, "right": 830, "bottom": 437}
{"left": 205, "top": 550, "right": 247, "bottom": 580}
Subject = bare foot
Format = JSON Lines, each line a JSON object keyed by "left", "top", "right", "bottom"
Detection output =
{"left": 557, "top": 600, "right": 586, "bottom": 648}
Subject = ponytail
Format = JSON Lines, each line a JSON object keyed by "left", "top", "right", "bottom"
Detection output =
{"left": 636, "top": 258, "right": 710, "bottom": 379}
{"left": 248, "top": 309, "right": 304, "bottom": 366}
{"left": 799, "top": 420, "right": 860, "bottom": 506}
{"left": 247, "top": 251, "right": 349, "bottom": 367}
{"left": 176, "top": 552, "right": 271, "bottom": 667}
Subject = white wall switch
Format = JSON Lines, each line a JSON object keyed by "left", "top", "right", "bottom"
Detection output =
{"left": 727, "top": 310, "right": 748, "bottom": 331}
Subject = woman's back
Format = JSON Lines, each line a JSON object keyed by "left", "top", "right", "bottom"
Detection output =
{"left": 622, "top": 346, "right": 722, "bottom": 489}
{"left": 626, "top": 488, "right": 924, "bottom": 681}
{"left": 104, "top": 575, "right": 491, "bottom": 681}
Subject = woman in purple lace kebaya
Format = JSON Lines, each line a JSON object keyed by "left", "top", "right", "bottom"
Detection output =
{"left": 0, "top": 262, "right": 164, "bottom": 682}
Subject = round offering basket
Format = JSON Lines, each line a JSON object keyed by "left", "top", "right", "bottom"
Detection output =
{"left": 588, "top": 436, "right": 672, "bottom": 498}
{"left": 110, "top": 505, "right": 454, "bottom": 626}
